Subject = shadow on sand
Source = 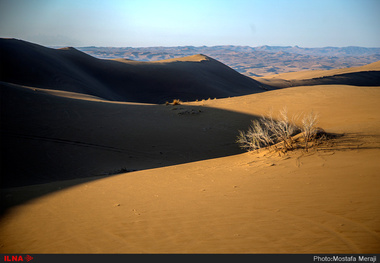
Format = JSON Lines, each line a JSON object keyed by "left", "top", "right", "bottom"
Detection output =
{"left": 2, "top": 82, "right": 380, "bottom": 215}
{"left": 0, "top": 82, "right": 263, "bottom": 214}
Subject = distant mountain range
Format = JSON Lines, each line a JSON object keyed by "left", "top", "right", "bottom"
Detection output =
{"left": 77, "top": 45, "right": 380, "bottom": 77}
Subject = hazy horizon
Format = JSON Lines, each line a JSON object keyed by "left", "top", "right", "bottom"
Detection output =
{"left": 3, "top": 37, "right": 380, "bottom": 49}
{"left": 61, "top": 44, "right": 380, "bottom": 49}
{"left": 1, "top": 0, "right": 379, "bottom": 48}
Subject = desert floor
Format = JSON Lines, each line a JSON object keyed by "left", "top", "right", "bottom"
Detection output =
{"left": 1, "top": 83, "right": 379, "bottom": 253}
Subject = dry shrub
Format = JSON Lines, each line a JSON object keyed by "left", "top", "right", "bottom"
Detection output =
{"left": 172, "top": 99, "right": 182, "bottom": 105}
{"left": 165, "top": 99, "right": 182, "bottom": 106}
{"left": 237, "top": 108, "right": 324, "bottom": 153}
{"left": 301, "top": 111, "right": 319, "bottom": 151}
{"left": 261, "top": 108, "right": 299, "bottom": 150}
{"left": 236, "top": 119, "right": 274, "bottom": 151}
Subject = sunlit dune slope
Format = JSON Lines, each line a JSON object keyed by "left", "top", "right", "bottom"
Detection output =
{"left": 256, "top": 60, "right": 380, "bottom": 88}
{"left": 0, "top": 38, "right": 264, "bottom": 103}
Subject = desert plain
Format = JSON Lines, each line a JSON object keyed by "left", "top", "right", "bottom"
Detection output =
{"left": 0, "top": 38, "right": 380, "bottom": 253}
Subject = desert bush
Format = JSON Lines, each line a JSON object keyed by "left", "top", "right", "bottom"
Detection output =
{"left": 236, "top": 119, "right": 274, "bottom": 151}
{"left": 301, "top": 111, "right": 319, "bottom": 151}
{"left": 165, "top": 99, "right": 182, "bottom": 106}
{"left": 172, "top": 99, "right": 182, "bottom": 105}
{"left": 261, "top": 108, "right": 299, "bottom": 150}
{"left": 237, "top": 108, "right": 322, "bottom": 152}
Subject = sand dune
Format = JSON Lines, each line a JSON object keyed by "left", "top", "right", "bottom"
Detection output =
{"left": 1, "top": 83, "right": 380, "bottom": 253}
{"left": 1, "top": 39, "right": 380, "bottom": 253}
{"left": 266, "top": 60, "right": 380, "bottom": 80}
{"left": 0, "top": 38, "right": 265, "bottom": 103}
{"left": 256, "top": 60, "right": 380, "bottom": 88}
{"left": 0, "top": 81, "right": 255, "bottom": 188}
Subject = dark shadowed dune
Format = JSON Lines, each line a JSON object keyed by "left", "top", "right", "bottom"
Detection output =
{"left": 0, "top": 81, "right": 256, "bottom": 188}
{"left": 0, "top": 38, "right": 266, "bottom": 103}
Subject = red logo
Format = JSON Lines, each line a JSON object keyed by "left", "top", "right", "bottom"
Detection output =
{"left": 24, "top": 255, "right": 33, "bottom": 262}
{"left": 3, "top": 255, "right": 33, "bottom": 262}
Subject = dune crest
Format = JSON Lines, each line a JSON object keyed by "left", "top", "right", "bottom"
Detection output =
{"left": 0, "top": 39, "right": 265, "bottom": 104}
{"left": 156, "top": 54, "right": 211, "bottom": 63}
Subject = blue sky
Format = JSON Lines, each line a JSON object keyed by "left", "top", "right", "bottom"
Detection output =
{"left": 0, "top": 0, "right": 379, "bottom": 47}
